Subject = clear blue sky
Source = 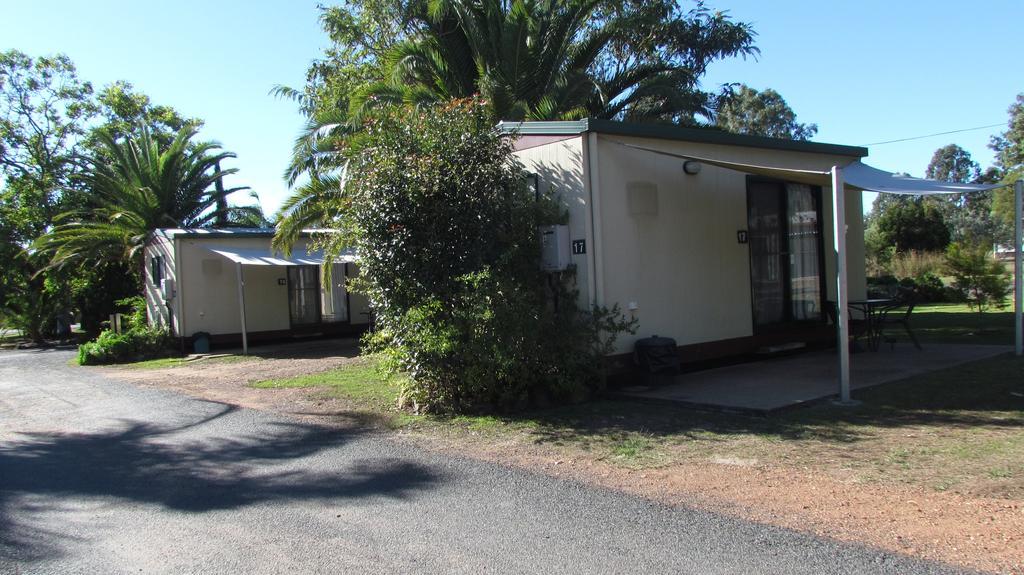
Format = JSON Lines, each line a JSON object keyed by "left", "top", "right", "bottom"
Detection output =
{"left": 3, "top": 0, "right": 1022, "bottom": 215}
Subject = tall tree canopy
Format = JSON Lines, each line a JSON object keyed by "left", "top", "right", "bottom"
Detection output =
{"left": 276, "top": 0, "right": 759, "bottom": 241}
{"left": 0, "top": 50, "right": 96, "bottom": 339}
{"left": 714, "top": 84, "right": 816, "bottom": 140}
{"left": 923, "top": 143, "right": 1002, "bottom": 244}
{"left": 1, "top": 50, "right": 260, "bottom": 338}
{"left": 36, "top": 125, "right": 257, "bottom": 272}
{"left": 925, "top": 143, "right": 981, "bottom": 183}
{"left": 302, "top": 0, "right": 757, "bottom": 124}
{"left": 990, "top": 93, "right": 1024, "bottom": 176}
{"left": 990, "top": 93, "right": 1024, "bottom": 230}
{"left": 92, "top": 81, "right": 201, "bottom": 150}
{"left": 351, "top": 0, "right": 757, "bottom": 123}
{"left": 865, "top": 195, "right": 950, "bottom": 256}
{"left": 0, "top": 51, "right": 95, "bottom": 243}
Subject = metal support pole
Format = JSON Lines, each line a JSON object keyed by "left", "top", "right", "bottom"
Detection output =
{"left": 832, "top": 166, "right": 851, "bottom": 401}
{"left": 1015, "top": 179, "right": 1022, "bottom": 356}
{"left": 236, "top": 262, "right": 248, "bottom": 355}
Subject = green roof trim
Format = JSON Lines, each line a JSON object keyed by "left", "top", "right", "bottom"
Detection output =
{"left": 498, "top": 118, "right": 869, "bottom": 158}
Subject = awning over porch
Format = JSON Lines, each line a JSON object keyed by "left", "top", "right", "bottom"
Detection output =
{"left": 205, "top": 245, "right": 357, "bottom": 266}
{"left": 204, "top": 245, "right": 358, "bottom": 355}
{"left": 612, "top": 139, "right": 1022, "bottom": 403}
{"left": 614, "top": 141, "right": 1006, "bottom": 195}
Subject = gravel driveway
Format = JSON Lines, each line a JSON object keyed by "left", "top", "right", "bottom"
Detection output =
{"left": 0, "top": 349, "right": 971, "bottom": 574}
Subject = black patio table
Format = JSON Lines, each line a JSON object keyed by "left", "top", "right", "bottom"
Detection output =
{"left": 848, "top": 298, "right": 896, "bottom": 351}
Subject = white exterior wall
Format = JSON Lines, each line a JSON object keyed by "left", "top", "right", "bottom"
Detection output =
{"left": 512, "top": 136, "right": 592, "bottom": 305}
{"left": 176, "top": 236, "right": 296, "bottom": 337}
{"left": 144, "top": 233, "right": 175, "bottom": 330}
{"left": 591, "top": 134, "right": 867, "bottom": 355}
{"left": 145, "top": 234, "right": 370, "bottom": 338}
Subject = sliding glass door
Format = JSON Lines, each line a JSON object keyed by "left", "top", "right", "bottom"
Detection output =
{"left": 288, "top": 265, "right": 321, "bottom": 326}
{"left": 747, "top": 180, "right": 825, "bottom": 330}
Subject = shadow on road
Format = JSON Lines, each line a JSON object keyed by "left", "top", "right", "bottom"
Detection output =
{"left": 0, "top": 403, "right": 438, "bottom": 563}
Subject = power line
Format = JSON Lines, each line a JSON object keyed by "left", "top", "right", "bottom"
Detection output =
{"left": 860, "top": 123, "right": 1005, "bottom": 146}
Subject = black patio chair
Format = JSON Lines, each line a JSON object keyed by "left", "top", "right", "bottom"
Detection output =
{"left": 825, "top": 301, "right": 870, "bottom": 351}
{"left": 878, "top": 301, "right": 922, "bottom": 351}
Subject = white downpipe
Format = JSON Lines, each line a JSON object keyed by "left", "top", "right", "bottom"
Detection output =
{"left": 832, "top": 166, "right": 851, "bottom": 401}
{"left": 236, "top": 262, "right": 248, "bottom": 355}
{"left": 1015, "top": 179, "right": 1022, "bottom": 356}
{"left": 588, "top": 132, "right": 605, "bottom": 307}
{"left": 582, "top": 133, "right": 599, "bottom": 307}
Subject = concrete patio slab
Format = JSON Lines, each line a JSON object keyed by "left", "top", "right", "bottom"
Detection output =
{"left": 614, "top": 344, "right": 1012, "bottom": 414}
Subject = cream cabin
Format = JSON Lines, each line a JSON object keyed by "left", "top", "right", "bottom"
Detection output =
{"left": 144, "top": 228, "right": 370, "bottom": 350}
{"left": 502, "top": 119, "right": 868, "bottom": 366}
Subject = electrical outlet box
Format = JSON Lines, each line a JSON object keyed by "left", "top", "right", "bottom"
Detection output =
{"left": 539, "top": 225, "right": 571, "bottom": 272}
{"left": 160, "top": 278, "right": 175, "bottom": 301}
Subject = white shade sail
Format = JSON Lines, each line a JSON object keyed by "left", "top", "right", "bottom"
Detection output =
{"left": 612, "top": 139, "right": 1021, "bottom": 400}
{"left": 615, "top": 141, "right": 1008, "bottom": 195}
{"left": 841, "top": 161, "right": 1005, "bottom": 195}
{"left": 205, "top": 246, "right": 357, "bottom": 266}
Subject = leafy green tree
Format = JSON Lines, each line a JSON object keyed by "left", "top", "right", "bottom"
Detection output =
{"left": 275, "top": 1, "right": 759, "bottom": 254}
{"left": 990, "top": 93, "right": 1024, "bottom": 229}
{"left": 944, "top": 242, "right": 1010, "bottom": 317}
{"left": 0, "top": 50, "right": 96, "bottom": 340}
{"left": 348, "top": 0, "right": 757, "bottom": 123}
{"left": 2, "top": 50, "right": 262, "bottom": 339}
{"left": 990, "top": 93, "right": 1024, "bottom": 175}
{"left": 925, "top": 143, "right": 980, "bottom": 184}
{"left": 922, "top": 143, "right": 1004, "bottom": 244}
{"left": 92, "top": 81, "right": 201, "bottom": 150}
{"left": 866, "top": 196, "right": 950, "bottom": 257}
{"left": 714, "top": 84, "right": 817, "bottom": 140}
{"left": 36, "top": 125, "right": 257, "bottom": 276}
{"left": 276, "top": 100, "right": 632, "bottom": 412}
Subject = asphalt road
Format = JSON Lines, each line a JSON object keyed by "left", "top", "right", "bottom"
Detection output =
{"left": 0, "top": 349, "right": 970, "bottom": 574}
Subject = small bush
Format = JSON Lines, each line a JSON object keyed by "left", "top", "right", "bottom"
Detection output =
{"left": 867, "top": 275, "right": 899, "bottom": 298}
{"left": 116, "top": 295, "right": 148, "bottom": 331}
{"left": 944, "top": 242, "right": 1011, "bottom": 316}
{"left": 904, "top": 273, "right": 948, "bottom": 302}
{"left": 868, "top": 250, "right": 951, "bottom": 303}
{"left": 77, "top": 296, "right": 173, "bottom": 365}
{"left": 77, "top": 327, "right": 173, "bottom": 365}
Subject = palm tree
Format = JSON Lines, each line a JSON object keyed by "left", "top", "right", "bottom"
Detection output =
{"left": 35, "top": 125, "right": 261, "bottom": 272}
{"left": 350, "top": 0, "right": 757, "bottom": 123}
{"left": 272, "top": 0, "right": 756, "bottom": 248}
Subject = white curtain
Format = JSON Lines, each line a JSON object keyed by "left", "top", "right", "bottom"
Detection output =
{"left": 786, "top": 184, "right": 821, "bottom": 321}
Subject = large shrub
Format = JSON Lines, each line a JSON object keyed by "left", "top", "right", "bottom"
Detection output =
{"left": 77, "top": 296, "right": 172, "bottom": 365}
{"left": 323, "top": 101, "right": 632, "bottom": 413}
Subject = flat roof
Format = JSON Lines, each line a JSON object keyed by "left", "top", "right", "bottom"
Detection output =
{"left": 497, "top": 118, "right": 869, "bottom": 158}
{"left": 155, "top": 228, "right": 335, "bottom": 239}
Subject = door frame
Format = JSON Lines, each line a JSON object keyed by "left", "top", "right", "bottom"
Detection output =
{"left": 287, "top": 264, "right": 322, "bottom": 328}
{"left": 745, "top": 176, "right": 828, "bottom": 334}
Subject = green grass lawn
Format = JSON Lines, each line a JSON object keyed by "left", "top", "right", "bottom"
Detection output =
{"left": 250, "top": 306, "right": 1024, "bottom": 497}
{"left": 908, "top": 302, "right": 1017, "bottom": 345}
{"left": 119, "top": 354, "right": 248, "bottom": 369}
{"left": 251, "top": 357, "right": 401, "bottom": 411}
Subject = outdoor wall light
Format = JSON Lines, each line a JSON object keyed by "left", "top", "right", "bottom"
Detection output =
{"left": 683, "top": 161, "right": 702, "bottom": 175}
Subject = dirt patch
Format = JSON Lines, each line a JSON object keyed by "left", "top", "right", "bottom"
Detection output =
{"left": 407, "top": 432, "right": 1023, "bottom": 575}
{"left": 95, "top": 338, "right": 369, "bottom": 418}
{"left": 96, "top": 341, "right": 1024, "bottom": 574}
